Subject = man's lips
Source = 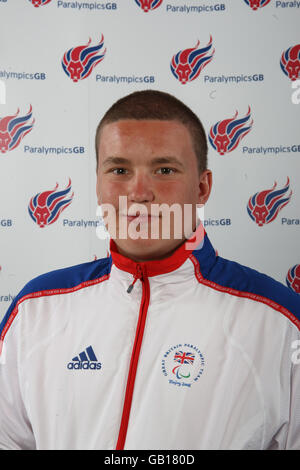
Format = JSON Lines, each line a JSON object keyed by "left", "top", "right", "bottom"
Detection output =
{"left": 120, "top": 213, "right": 160, "bottom": 222}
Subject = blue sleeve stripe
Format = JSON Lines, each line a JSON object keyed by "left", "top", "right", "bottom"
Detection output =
{"left": 0, "top": 257, "right": 112, "bottom": 342}
{"left": 190, "top": 249, "right": 300, "bottom": 330}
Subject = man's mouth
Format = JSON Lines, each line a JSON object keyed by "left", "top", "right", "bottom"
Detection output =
{"left": 120, "top": 212, "right": 160, "bottom": 222}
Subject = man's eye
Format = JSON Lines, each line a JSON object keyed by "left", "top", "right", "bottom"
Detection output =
{"left": 157, "top": 167, "right": 176, "bottom": 175}
{"left": 111, "top": 168, "right": 127, "bottom": 175}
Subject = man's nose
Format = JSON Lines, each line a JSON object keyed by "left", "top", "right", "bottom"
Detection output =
{"left": 128, "top": 171, "right": 154, "bottom": 203}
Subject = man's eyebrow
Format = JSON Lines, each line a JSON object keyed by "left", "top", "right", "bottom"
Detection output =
{"left": 102, "top": 157, "right": 131, "bottom": 167}
{"left": 150, "top": 157, "right": 185, "bottom": 168}
{"left": 102, "top": 156, "right": 185, "bottom": 168}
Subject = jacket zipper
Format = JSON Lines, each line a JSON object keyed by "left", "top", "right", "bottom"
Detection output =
{"left": 126, "top": 264, "right": 142, "bottom": 293}
{"left": 116, "top": 264, "right": 150, "bottom": 450}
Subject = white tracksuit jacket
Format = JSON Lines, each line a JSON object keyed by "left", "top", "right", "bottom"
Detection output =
{"left": 1, "top": 226, "right": 300, "bottom": 450}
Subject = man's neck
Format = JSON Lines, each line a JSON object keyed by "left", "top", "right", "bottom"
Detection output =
{"left": 115, "top": 238, "right": 187, "bottom": 263}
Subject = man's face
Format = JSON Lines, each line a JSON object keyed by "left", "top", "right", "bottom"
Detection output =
{"left": 96, "top": 119, "right": 212, "bottom": 261}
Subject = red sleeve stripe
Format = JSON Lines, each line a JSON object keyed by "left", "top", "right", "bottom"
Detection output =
{"left": 0, "top": 274, "right": 110, "bottom": 343}
{"left": 190, "top": 254, "right": 300, "bottom": 331}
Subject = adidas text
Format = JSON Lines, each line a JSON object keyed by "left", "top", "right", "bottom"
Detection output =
{"left": 67, "top": 361, "right": 102, "bottom": 370}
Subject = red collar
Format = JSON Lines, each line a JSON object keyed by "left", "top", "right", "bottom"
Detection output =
{"left": 109, "top": 223, "right": 206, "bottom": 277}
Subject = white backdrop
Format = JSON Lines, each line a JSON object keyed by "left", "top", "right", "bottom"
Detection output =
{"left": 0, "top": 0, "right": 300, "bottom": 321}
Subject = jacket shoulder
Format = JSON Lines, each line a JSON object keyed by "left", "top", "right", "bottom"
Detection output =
{"left": 0, "top": 256, "right": 112, "bottom": 340}
{"left": 18, "top": 256, "right": 112, "bottom": 294}
{"left": 199, "top": 253, "right": 300, "bottom": 327}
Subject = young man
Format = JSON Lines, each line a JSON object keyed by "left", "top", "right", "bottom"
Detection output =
{"left": 0, "top": 90, "right": 300, "bottom": 450}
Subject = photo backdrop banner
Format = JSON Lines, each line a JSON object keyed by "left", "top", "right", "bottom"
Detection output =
{"left": 0, "top": 0, "right": 300, "bottom": 321}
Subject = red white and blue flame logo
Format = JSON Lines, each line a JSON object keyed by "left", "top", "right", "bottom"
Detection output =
{"left": 243, "top": 0, "right": 271, "bottom": 10}
{"left": 28, "top": 0, "right": 52, "bottom": 7}
{"left": 28, "top": 179, "right": 74, "bottom": 228}
{"left": 247, "top": 178, "right": 292, "bottom": 227}
{"left": 171, "top": 36, "right": 215, "bottom": 84}
{"left": 286, "top": 265, "right": 300, "bottom": 294}
{"left": 62, "top": 36, "right": 106, "bottom": 83}
{"left": 0, "top": 105, "right": 34, "bottom": 154}
{"left": 280, "top": 44, "right": 300, "bottom": 82}
{"left": 134, "top": 0, "right": 163, "bottom": 12}
{"left": 209, "top": 106, "right": 253, "bottom": 155}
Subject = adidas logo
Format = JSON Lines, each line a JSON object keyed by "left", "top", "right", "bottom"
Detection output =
{"left": 67, "top": 345, "right": 102, "bottom": 370}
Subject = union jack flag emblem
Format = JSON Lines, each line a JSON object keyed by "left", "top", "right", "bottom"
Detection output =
{"left": 174, "top": 351, "right": 195, "bottom": 365}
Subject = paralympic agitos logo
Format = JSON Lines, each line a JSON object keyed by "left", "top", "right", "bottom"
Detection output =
{"left": 62, "top": 36, "right": 106, "bottom": 82}
{"left": 171, "top": 36, "right": 215, "bottom": 85}
{"left": 28, "top": 179, "right": 74, "bottom": 228}
{"left": 0, "top": 106, "right": 34, "bottom": 154}
{"left": 247, "top": 178, "right": 292, "bottom": 227}
{"left": 209, "top": 107, "right": 253, "bottom": 155}
{"left": 162, "top": 344, "right": 205, "bottom": 388}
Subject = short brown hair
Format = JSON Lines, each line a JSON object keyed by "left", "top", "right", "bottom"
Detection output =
{"left": 95, "top": 89, "right": 208, "bottom": 174}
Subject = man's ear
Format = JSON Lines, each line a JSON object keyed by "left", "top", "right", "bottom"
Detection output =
{"left": 198, "top": 169, "right": 213, "bottom": 205}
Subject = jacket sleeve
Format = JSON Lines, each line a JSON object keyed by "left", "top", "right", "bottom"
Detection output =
{"left": 266, "top": 326, "right": 300, "bottom": 450}
{"left": 285, "top": 355, "right": 300, "bottom": 449}
{"left": 0, "top": 318, "right": 36, "bottom": 450}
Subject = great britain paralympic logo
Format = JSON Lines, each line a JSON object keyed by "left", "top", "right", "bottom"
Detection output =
{"left": 161, "top": 344, "right": 205, "bottom": 388}
{"left": 28, "top": 0, "right": 52, "bottom": 6}
{"left": 28, "top": 179, "right": 74, "bottom": 228}
{"left": 134, "top": 0, "right": 163, "bottom": 12}
{"left": 209, "top": 106, "right": 253, "bottom": 155}
{"left": 247, "top": 178, "right": 292, "bottom": 227}
{"left": 0, "top": 105, "right": 34, "bottom": 154}
{"left": 62, "top": 36, "right": 106, "bottom": 82}
{"left": 286, "top": 265, "right": 300, "bottom": 294}
{"left": 280, "top": 44, "right": 300, "bottom": 82}
{"left": 170, "top": 36, "right": 214, "bottom": 84}
{"left": 243, "top": 0, "right": 271, "bottom": 10}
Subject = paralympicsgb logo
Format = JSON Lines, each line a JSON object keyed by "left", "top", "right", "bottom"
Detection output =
{"left": 286, "top": 265, "right": 300, "bottom": 294}
{"left": 280, "top": 44, "right": 300, "bottom": 82}
{"left": 170, "top": 36, "right": 215, "bottom": 85}
{"left": 62, "top": 36, "right": 106, "bottom": 83}
{"left": 28, "top": 0, "right": 52, "bottom": 7}
{"left": 0, "top": 106, "right": 34, "bottom": 154}
{"left": 28, "top": 179, "right": 74, "bottom": 228}
{"left": 209, "top": 106, "right": 253, "bottom": 155}
{"left": 247, "top": 178, "right": 292, "bottom": 227}
{"left": 134, "top": 0, "right": 163, "bottom": 12}
{"left": 243, "top": 0, "right": 271, "bottom": 10}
